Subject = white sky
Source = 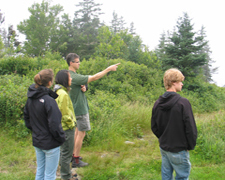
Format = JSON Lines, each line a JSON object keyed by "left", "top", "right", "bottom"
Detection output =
{"left": 1, "top": 0, "right": 224, "bottom": 87}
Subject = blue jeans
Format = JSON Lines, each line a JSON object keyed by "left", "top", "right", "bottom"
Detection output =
{"left": 160, "top": 148, "right": 191, "bottom": 180}
{"left": 34, "top": 146, "right": 60, "bottom": 180}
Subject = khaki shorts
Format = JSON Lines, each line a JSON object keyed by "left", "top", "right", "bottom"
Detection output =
{"left": 76, "top": 113, "right": 91, "bottom": 131}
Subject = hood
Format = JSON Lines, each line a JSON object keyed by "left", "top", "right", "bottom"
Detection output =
{"left": 53, "top": 84, "right": 62, "bottom": 92}
{"left": 53, "top": 84, "right": 68, "bottom": 92}
{"left": 158, "top": 92, "right": 181, "bottom": 111}
{"left": 27, "top": 84, "right": 58, "bottom": 99}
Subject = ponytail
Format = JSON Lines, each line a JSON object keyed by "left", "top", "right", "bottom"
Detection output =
{"left": 34, "top": 69, "right": 54, "bottom": 88}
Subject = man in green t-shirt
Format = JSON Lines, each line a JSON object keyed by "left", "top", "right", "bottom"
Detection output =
{"left": 66, "top": 53, "right": 120, "bottom": 168}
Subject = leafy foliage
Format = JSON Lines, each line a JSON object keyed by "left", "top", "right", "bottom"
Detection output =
{"left": 17, "top": 1, "right": 64, "bottom": 56}
{"left": 94, "top": 26, "right": 126, "bottom": 59}
{"left": 157, "top": 13, "right": 208, "bottom": 80}
{"left": 0, "top": 74, "right": 31, "bottom": 125}
{"left": 77, "top": 57, "right": 164, "bottom": 102}
{"left": 0, "top": 56, "right": 38, "bottom": 75}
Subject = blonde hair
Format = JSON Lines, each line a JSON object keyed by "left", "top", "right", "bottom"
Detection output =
{"left": 34, "top": 69, "right": 54, "bottom": 88}
{"left": 163, "top": 68, "right": 184, "bottom": 90}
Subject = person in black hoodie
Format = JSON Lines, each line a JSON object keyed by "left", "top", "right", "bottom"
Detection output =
{"left": 151, "top": 68, "right": 197, "bottom": 180}
{"left": 24, "top": 69, "right": 66, "bottom": 180}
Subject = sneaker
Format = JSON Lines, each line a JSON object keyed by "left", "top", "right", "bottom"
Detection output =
{"left": 72, "top": 160, "right": 89, "bottom": 168}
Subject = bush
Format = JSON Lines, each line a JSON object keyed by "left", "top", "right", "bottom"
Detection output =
{"left": 0, "top": 56, "right": 38, "bottom": 75}
{"left": 0, "top": 74, "right": 32, "bottom": 125}
{"left": 0, "top": 53, "right": 225, "bottom": 143}
{"left": 181, "top": 82, "right": 225, "bottom": 113}
{"left": 78, "top": 57, "right": 164, "bottom": 103}
{"left": 0, "top": 52, "right": 65, "bottom": 76}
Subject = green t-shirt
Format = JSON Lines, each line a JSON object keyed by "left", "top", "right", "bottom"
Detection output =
{"left": 69, "top": 70, "right": 89, "bottom": 116}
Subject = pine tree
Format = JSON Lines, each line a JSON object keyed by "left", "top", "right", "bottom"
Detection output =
{"left": 158, "top": 12, "right": 207, "bottom": 79}
{"left": 155, "top": 30, "right": 171, "bottom": 61}
{"left": 110, "top": 11, "right": 126, "bottom": 34}
{"left": 197, "top": 26, "right": 218, "bottom": 82}
{"left": 71, "top": 0, "right": 103, "bottom": 60}
{"left": 0, "top": 9, "right": 5, "bottom": 34}
{"left": 129, "top": 22, "right": 136, "bottom": 35}
{"left": 5, "top": 25, "right": 21, "bottom": 55}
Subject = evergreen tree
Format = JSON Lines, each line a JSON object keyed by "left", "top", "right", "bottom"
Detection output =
{"left": 0, "top": 11, "right": 21, "bottom": 56}
{"left": 110, "top": 11, "right": 126, "bottom": 34}
{"left": 71, "top": 0, "right": 103, "bottom": 60}
{"left": 0, "top": 9, "right": 5, "bottom": 34}
{"left": 197, "top": 26, "right": 218, "bottom": 82}
{"left": 57, "top": 13, "right": 74, "bottom": 57}
{"left": 158, "top": 12, "right": 207, "bottom": 79}
{"left": 129, "top": 22, "right": 136, "bottom": 35}
{"left": 5, "top": 25, "right": 21, "bottom": 55}
{"left": 155, "top": 31, "right": 168, "bottom": 60}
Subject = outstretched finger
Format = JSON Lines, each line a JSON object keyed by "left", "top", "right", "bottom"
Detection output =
{"left": 115, "top": 63, "right": 121, "bottom": 66}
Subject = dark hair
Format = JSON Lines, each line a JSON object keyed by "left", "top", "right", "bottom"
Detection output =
{"left": 55, "top": 70, "right": 70, "bottom": 91}
{"left": 66, "top": 53, "right": 80, "bottom": 66}
{"left": 34, "top": 69, "right": 54, "bottom": 88}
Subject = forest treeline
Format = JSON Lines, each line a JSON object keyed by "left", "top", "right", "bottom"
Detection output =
{"left": 0, "top": 0, "right": 225, "bottom": 129}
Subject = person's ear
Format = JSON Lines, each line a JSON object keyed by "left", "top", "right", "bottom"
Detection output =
{"left": 48, "top": 81, "right": 52, "bottom": 87}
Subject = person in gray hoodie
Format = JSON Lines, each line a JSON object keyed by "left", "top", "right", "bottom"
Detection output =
{"left": 151, "top": 68, "right": 197, "bottom": 180}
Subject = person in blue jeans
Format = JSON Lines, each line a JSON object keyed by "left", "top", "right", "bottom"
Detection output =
{"left": 24, "top": 69, "right": 66, "bottom": 180}
{"left": 151, "top": 68, "right": 197, "bottom": 180}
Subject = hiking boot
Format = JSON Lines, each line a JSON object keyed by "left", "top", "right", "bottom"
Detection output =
{"left": 71, "top": 156, "right": 82, "bottom": 162}
{"left": 70, "top": 177, "right": 78, "bottom": 180}
{"left": 61, "top": 178, "right": 78, "bottom": 180}
{"left": 61, "top": 173, "right": 78, "bottom": 180}
{"left": 72, "top": 159, "right": 89, "bottom": 168}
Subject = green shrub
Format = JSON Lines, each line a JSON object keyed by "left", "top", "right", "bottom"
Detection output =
{"left": 0, "top": 74, "right": 32, "bottom": 125}
{"left": 4, "top": 120, "right": 31, "bottom": 139}
{"left": 0, "top": 56, "right": 38, "bottom": 75}
{"left": 1, "top": 53, "right": 225, "bottom": 144}
{"left": 181, "top": 83, "right": 225, "bottom": 113}
{"left": 0, "top": 52, "right": 65, "bottom": 76}
{"left": 78, "top": 57, "right": 164, "bottom": 102}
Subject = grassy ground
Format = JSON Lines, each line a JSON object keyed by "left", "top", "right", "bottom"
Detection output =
{"left": 0, "top": 131, "right": 224, "bottom": 179}
{"left": 0, "top": 109, "right": 224, "bottom": 180}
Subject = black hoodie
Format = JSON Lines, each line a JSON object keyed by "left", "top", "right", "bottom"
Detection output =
{"left": 24, "top": 84, "right": 65, "bottom": 150}
{"left": 151, "top": 92, "right": 197, "bottom": 152}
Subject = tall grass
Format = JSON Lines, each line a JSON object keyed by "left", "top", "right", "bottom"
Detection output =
{"left": 84, "top": 90, "right": 152, "bottom": 149}
{"left": 193, "top": 110, "right": 225, "bottom": 164}
{"left": 0, "top": 101, "right": 225, "bottom": 179}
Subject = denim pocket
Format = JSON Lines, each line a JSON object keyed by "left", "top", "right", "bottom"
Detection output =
{"left": 170, "top": 150, "right": 188, "bottom": 165}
